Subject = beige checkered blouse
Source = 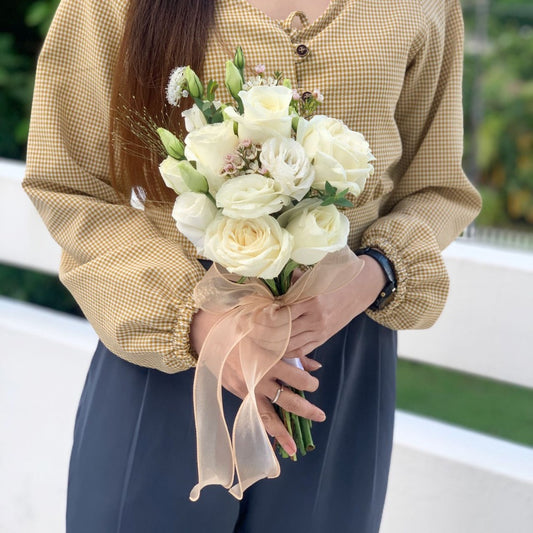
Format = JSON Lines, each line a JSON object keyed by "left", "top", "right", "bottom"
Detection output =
{"left": 23, "top": 0, "right": 482, "bottom": 373}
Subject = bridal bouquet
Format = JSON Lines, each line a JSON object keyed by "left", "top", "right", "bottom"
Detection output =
{"left": 154, "top": 48, "right": 374, "bottom": 500}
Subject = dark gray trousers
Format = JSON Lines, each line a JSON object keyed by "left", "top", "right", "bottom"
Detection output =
{"left": 66, "top": 312, "right": 397, "bottom": 533}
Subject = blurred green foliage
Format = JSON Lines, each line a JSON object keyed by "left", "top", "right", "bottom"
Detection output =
{"left": 463, "top": 0, "right": 533, "bottom": 228}
{"left": 0, "top": 263, "right": 82, "bottom": 316}
{"left": 0, "top": 0, "right": 59, "bottom": 158}
{"left": 397, "top": 359, "right": 533, "bottom": 447}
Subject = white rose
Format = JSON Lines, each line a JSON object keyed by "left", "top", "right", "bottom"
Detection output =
{"left": 259, "top": 137, "right": 315, "bottom": 201}
{"left": 215, "top": 174, "right": 291, "bottom": 219}
{"left": 277, "top": 199, "right": 349, "bottom": 265}
{"left": 224, "top": 85, "right": 293, "bottom": 144}
{"left": 181, "top": 104, "right": 208, "bottom": 133}
{"left": 203, "top": 215, "right": 293, "bottom": 278}
{"left": 184, "top": 121, "right": 239, "bottom": 193}
{"left": 172, "top": 192, "right": 218, "bottom": 253}
{"left": 296, "top": 115, "right": 375, "bottom": 197}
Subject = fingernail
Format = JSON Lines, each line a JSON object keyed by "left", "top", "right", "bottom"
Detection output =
{"left": 307, "top": 359, "right": 323, "bottom": 371}
{"left": 317, "top": 410, "right": 326, "bottom": 422}
{"left": 287, "top": 442, "right": 297, "bottom": 456}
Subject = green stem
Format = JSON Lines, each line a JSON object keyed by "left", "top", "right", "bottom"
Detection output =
{"left": 298, "top": 390, "right": 315, "bottom": 451}
{"left": 277, "top": 442, "right": 289, "bottom": 459}
{"left": 282, "top": 408, "right": 297, "bottom": 462}
{"left": 291, "top": 412, "right": 306, "bottom": 456}
{"left": 263, "top": 278, "right": 280, "bottom": 296}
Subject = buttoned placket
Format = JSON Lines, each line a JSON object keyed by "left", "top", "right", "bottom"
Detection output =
{"left": 276, "top": 11, "right": 313, "bottom": 95}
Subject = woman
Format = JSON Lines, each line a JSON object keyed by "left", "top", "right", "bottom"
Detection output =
{"left": 23, "top": 0, "right": 481, "bottom": 531}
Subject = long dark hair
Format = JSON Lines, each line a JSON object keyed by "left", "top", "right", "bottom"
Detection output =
{"left": 109, "top": 0, "right": 216, "bottom": 202}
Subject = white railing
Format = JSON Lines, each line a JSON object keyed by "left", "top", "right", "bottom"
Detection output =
{"left": 1, "top": 158, "right": 533, "bottom": 533}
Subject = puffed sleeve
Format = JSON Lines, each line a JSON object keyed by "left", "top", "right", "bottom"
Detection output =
{"left": 360, "top": 0, "right": 482, "bottom": 329}
{"left": 22, "top": 0, "right": 206, "bottom": 372}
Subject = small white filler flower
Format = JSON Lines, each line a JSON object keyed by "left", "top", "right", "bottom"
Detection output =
{"left": 166, "top": 66, "right": 187, "bottom": 106}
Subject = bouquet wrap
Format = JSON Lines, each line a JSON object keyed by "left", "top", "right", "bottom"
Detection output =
{"left": 189, "top": 246, "right": 364, "bottom": 500}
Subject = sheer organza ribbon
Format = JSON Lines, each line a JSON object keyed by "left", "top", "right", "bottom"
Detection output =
{"left": 189, "top": 246, "right": 365, "bottom": 501}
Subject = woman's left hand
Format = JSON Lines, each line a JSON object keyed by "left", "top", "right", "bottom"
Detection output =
{"left": 283, "top": 255, "right": 387, "bottom": 359}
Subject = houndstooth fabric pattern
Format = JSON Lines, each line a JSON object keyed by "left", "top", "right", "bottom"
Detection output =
{"left": 23, "top": 0, "right": 481, "bottom": 373}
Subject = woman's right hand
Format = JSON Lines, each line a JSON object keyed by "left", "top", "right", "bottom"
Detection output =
{"left": 190, "top": 308, "right": 326, "bottom": 456}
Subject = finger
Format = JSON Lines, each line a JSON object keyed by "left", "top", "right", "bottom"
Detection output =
{"left": 284, "top": 339, "right": 321, "bottom": 359}
{"left": 289, "top": 315, "right": 319, "bottom": 337}
{"left": 299, "top": 356, "right": 322, "bottom": 372}
{"left": 257, "top": 397, "right": 296, "bottom": 456}
{"left": 269, "top": 385, "right": 326, "bottom": 423}
{"left": 285, "top": 332, "right": 322, "bottom": 356}
{"left": 289, "top": 299, "right": 316, "bottom": 320}
{"left": 269, "top": 360, "right": 319, "bottom": 392}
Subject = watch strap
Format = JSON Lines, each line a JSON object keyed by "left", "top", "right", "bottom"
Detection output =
{"left": 354, "top": 247, "right": 397, "bottom": 311}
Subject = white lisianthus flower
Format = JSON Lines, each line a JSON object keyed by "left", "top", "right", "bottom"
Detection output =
{"left": 203, "top": 215, "right": 293, "bottom": 278}
{"left": 296, "top": 115, "right": 375, "bottom": 197}
{"left": 166, "top": 66, "right": 187, "bottom": 106}
{"left": 277, "top": 198, "right": 349, "bottom": 265}
{"left": 224, "top": 85, "right": 293, "bottom": 144}
{"left": 159, "top": 156, "right": 208, "bottom": 194}
{"left": 259, "top": 137, "right": 315, "bottom": 201}
{"left": 215, "top": 174, "right": 291, "bottom": 219}
{"left": 184, "top": 121, "right": 239, "bottom": 193}
{"left": 181, "top": 104, "right": 208, "bottom": 133}
{"left": 172, "top": 193, "right": 218, "bottom": 253}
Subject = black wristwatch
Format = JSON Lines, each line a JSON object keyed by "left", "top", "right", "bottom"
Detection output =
{"left": 354, "top": 247, "right": 397, "bottom": 311}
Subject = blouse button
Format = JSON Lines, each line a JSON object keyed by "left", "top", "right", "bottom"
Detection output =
{"left": 296, "top": 44, "right": 309, "bottom": 57}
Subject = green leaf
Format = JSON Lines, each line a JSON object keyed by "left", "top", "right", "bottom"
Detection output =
{"left": 262, "top": 278, "right": 279, "bottom": 297}
{"left": 320, "top": 198, "right": 335, "bottom": 206}
{"left": 279, "top": 260, "right": 300, "bottom": 293}
{"left": 335, "top": 198, "right": 354, "bottom": 208}
{"left": 324, "top": 181, "right": 337, "bottom": 195}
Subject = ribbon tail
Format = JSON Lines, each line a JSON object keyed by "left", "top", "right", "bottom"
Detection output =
{"left": 229, "top": 393, "right": 281, "bottom": 500}
{"left": 189, "top": 311, "right": 246, "bottom": 501}
{"left": 229, "top": 308, "right": 292, "bottom": 499}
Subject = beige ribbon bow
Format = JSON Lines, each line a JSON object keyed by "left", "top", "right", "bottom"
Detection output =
{"left": 189, "top": 246, "right": 364, "bottom": 501}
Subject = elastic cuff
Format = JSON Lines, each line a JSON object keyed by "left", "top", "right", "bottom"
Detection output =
{"left": 166, "top": 292, "right": 200, "bottom": 372}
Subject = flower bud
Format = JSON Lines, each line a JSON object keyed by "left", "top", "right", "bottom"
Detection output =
{"left": 225, "top": 60, "right": 243, "bottom": 99}
{"left": 157, "top": 127, "right": 185, "bottom": 159}
{"left": 159, "top": 157, "right": 209, "bottom": 195}
{"left": 177, "top": 160, "right": 209, "bottom": 193}
{"left": 234, "top": 46, "right": 245, "bottom": 71}
{"left": 184, "top": 66, "right": 203, "bottom": 99}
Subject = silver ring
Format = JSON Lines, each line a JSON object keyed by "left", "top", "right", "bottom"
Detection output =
{"left": 271, "top": 385, "right": 284, "bottom": 405}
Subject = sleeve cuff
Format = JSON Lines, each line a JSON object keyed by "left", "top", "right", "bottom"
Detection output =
{"left": 166, "top": 290, "right": 201, "bottom": 372}
{"left": 360, "top": 229, "right": 450, "bottom": 329}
